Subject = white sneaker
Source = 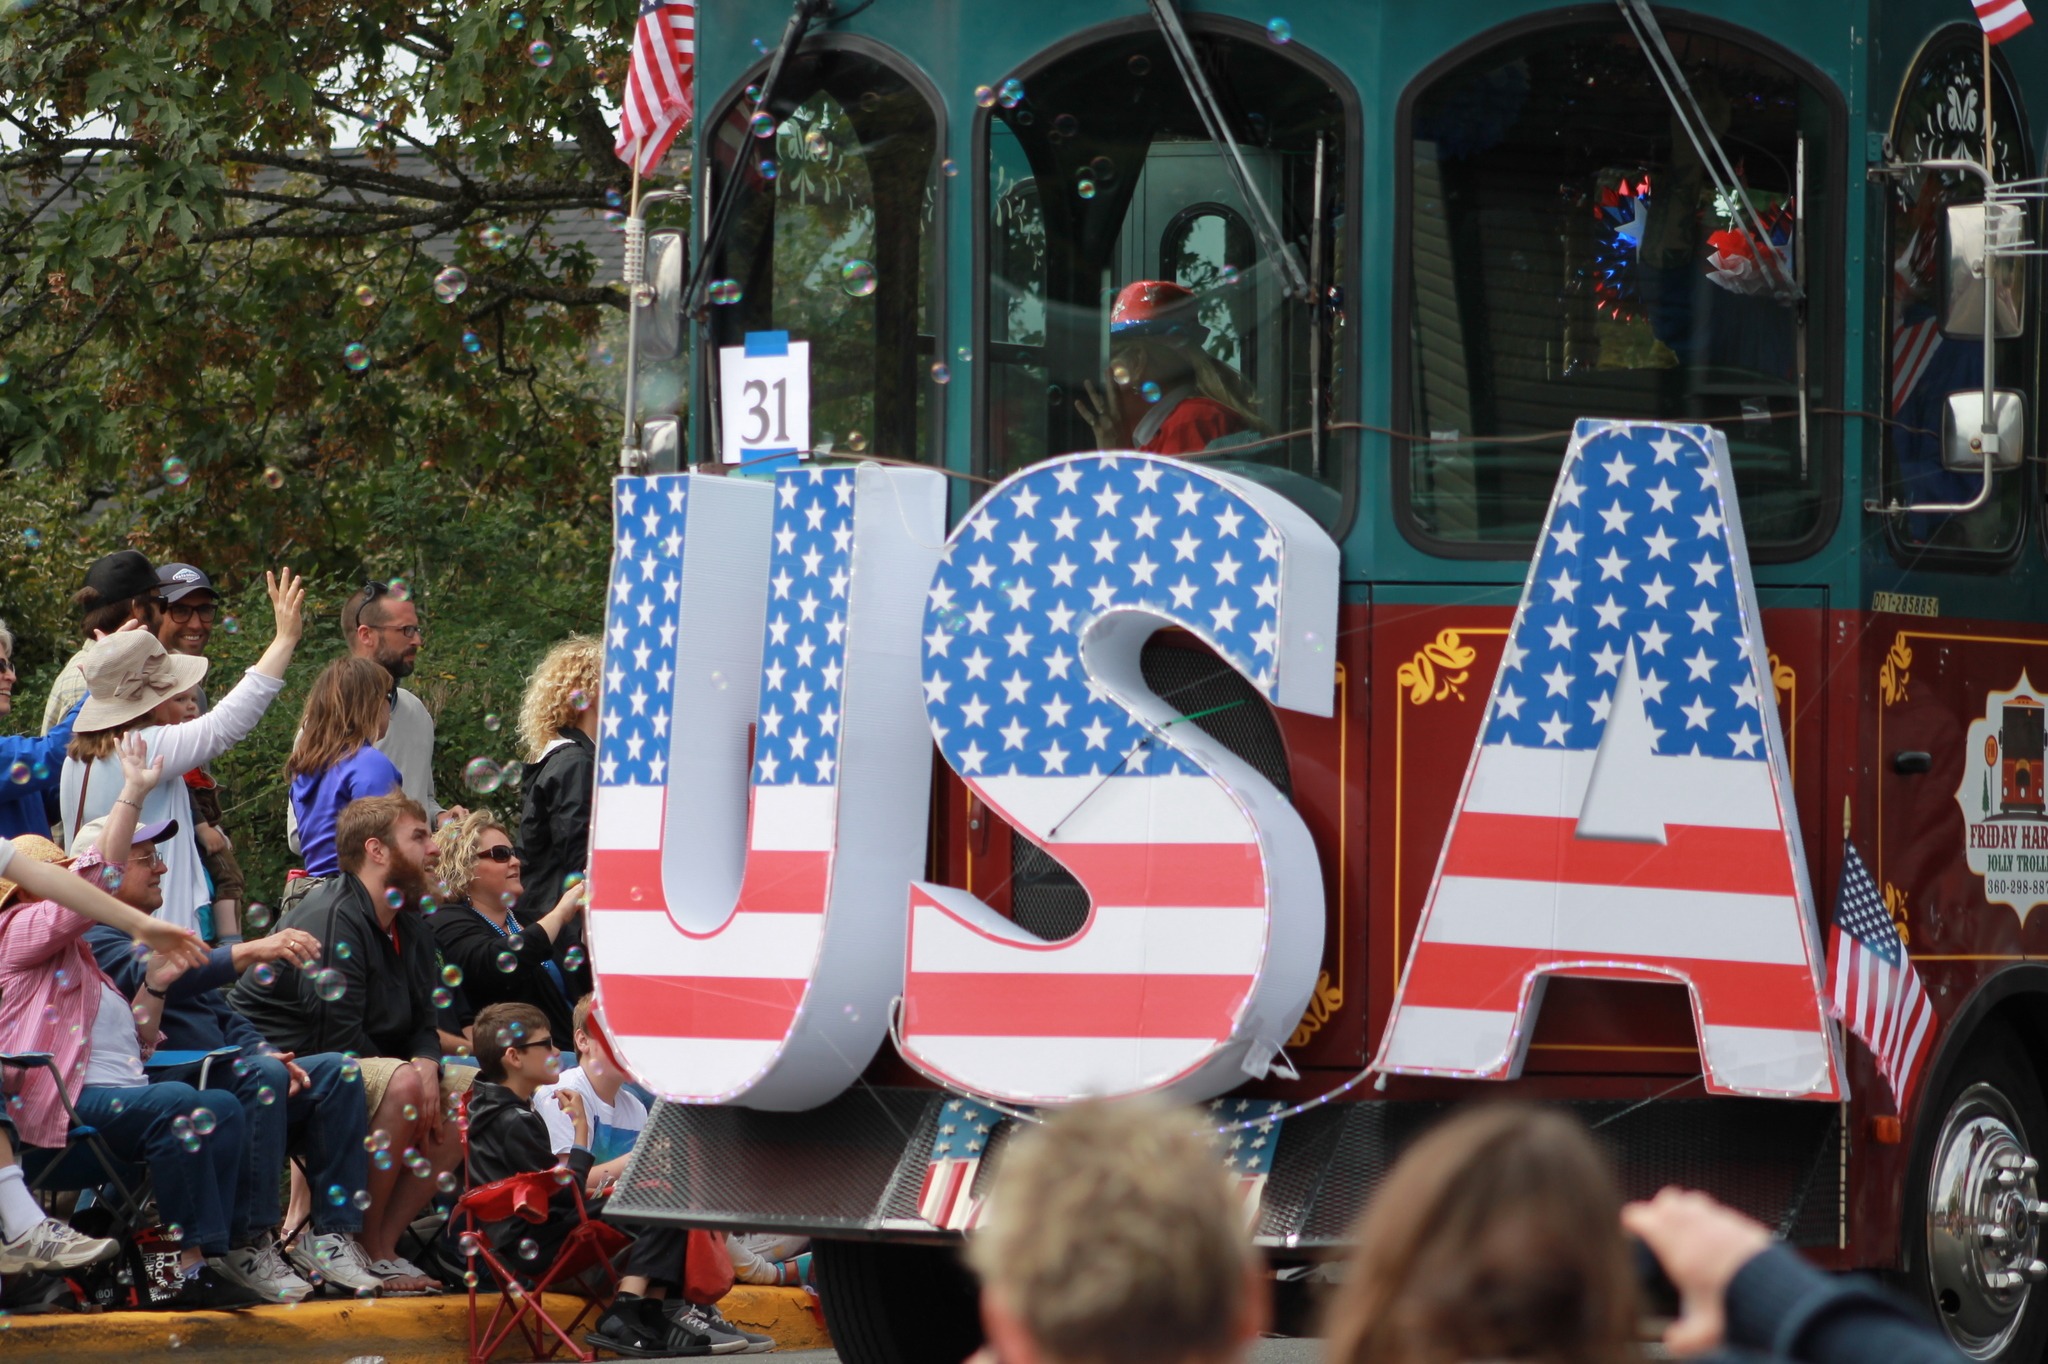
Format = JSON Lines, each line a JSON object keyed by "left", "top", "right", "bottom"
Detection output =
{"left": 218, "top": 1239, "right": 315, "bottom": 1303}
{"left": 288, "top": 1231, "right": 385, "bottom": 1296}
{"left": 0, "top": 1217, "right": 120, "bottom": 1273}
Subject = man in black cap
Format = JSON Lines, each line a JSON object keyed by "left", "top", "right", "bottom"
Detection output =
{"left": 155, "top": 563, "right": 247, "bottom": 944}
{"left": 38, "top": 549, "right": 163, "bottom": 734}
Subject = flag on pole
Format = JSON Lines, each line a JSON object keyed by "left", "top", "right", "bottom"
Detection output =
{"left": 1976, "top": 0, "right": 2034, "bottom": 44}
{"left": 918, "top": 1099, "right": 993, "bottom": 1231}
{"left": 615, "top": 0, "right": 697, "bottom": 174}
{"left": 1827, "top": 841, "right": 1936, "bottom": 1110}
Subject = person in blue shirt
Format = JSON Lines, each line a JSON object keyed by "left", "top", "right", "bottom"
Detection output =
{"left": 282, "top": 655, "right": 403, "bottom": 914}
{"left": 0, "top": 616, "right": 81, "bottom": 840}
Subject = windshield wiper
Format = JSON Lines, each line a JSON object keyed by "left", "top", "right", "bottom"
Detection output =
{"left": 1144, "top": 0, "right": 1310, "bottom": 301}
{"left": 681, "top": 0, "right": 836, "bottom": 315}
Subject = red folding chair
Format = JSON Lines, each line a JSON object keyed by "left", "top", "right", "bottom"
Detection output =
{"left": 449, "top": 1092, "right": 632, "bottom": 1364}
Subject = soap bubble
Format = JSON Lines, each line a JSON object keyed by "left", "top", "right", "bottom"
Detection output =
{"left": 352, "top": 1189, "right": 373, "bottom": 1211}
{"left": 605, "top": 188, "right": 623, "bottom": 208}
{"left": 21, "top": 528, "right": 40, "bottom": 549}
{"left": 1109, "top": 359, "right": 1133, "bottom": 387}
{"left": 172, "top": 1116, "right": 193, "bottom": 1139}
{"left": 518, "top": 1237, "right": 540, "bottom": 1261}
{"left": 179, "top": 1134, "right": 201, "bottom": 1153}
{"left": 1076, "top": 177, "right": 1097, "bottom": 200}
{"left": 464, "top": 757, "right": 504, "bottom": 793}
{"left": 263, "top": 465, "right": 285, "bottom": 489}
{"left": 192, "top": 1108, "right": 217, "bottom": 1135}
{"left": 311, "top": 968, "right": 347, "bottom": 1003}
{"left": 749, "top": 111, "right": 776, "bottom": 139}
{"left": 941, "top": 158, "right": 959, "bottom": 178}
{"left": 326, "top": 1184, "right": 347, "bottom": 1207}
{"left": 847, "top": 430, "right": 868, "bottom": 453}
{"left": 1141, "top": 381, "right": 1162, "bottom": 403}
{"left": 1266, "top": 17, "right": 1292, "bottom": 42}
{"left": 999, "top": 79, "right": 1025, "bottom": 108}
{"left": 164, "top": 1223, "right": 185, "bottom": 1242}
{"left": 340, "top": 1057, "right": 361, "bottom": 1082}
{"left": 805, "top": 129, "right": 829, "bottom": 157}
{"left": 563, "top": 944, "right": 586, "bottom": 970}
{"left": 526, "top": 40, "right": 552, "bottom": 67}
{"left": 1128, "top": 54, "right": 1151, "bottom": 76}
{"left": 407, "top": 1152, "right": 432, "bottom": 1178}
{"left": 372, "top": 1151, "right": 392, "bottom": 1171}
{"left": 29, "top": 761, "right": 45, "bottom": 781}
{"left": 494, "top": 950, "right": 518, "bottom": 974}
{"left": 354, "top": 284, "right": 378, "bottom": 307}
{"left": 251, "top": 963, "right": 277, "bottom": 987}
{"left": 840, "top": 260, "right": 877, "bottom": 297}
{"left": 433, "top": 986, "right": 452, "bottom": 1008}
{"left": 973, "top": 85, "right": 996, "bottom": 108}
{"left": 479, "top": 224, "right": 509, "bottom": 251}
{"left": 7, "top": 762, "right": 28, "bottom": 786}
{"left": 758, "top": 159, "right": 778, "bottom": 181}
{"left": 245, "top": 903, "right": 271, "bottom": 931}
{"left": 483, "top": 710, "right": 503, "bottom": 731}
{"left": 388, "top": 576, "right": 412, "bottom": 600}
{"left": 257, "top": 1085, "right": 276, "bottom": 1106}
{"left": 335, "top": 940, "right": 354, "bottom": 961}
{"left": 433, "top": 266, "right": 469, "bottom": 302}
{"left": 443, "top": 963, "right": 465, "bottom": 987}
{"left": 384, "top": 886, "right": 404, "bottom": 910}
{"left": 461, "top": 330, "right": 483, "bottom": 354}
{"left": 1053, "top": 113, "right": 1079, "bottom": 139}
{"left": 569, "top": 689, "right": 590, "bottom": 712}
{"left": 0, "top": 361, "right": 10, "bottom": 386}
{"left": 223, "top": 615, "right": 240, "bottom": 634}
{"left": 342, "top": 343, "right": 371, "bottom": 372}
{"left": 930, "top": 363, "right": 951, "bottom": 385}
{"left": 507, "top": 8, "right": 524, "bottom": 28}
{"left": 438, "top": 1171, "right": 459, "bottom": 1194}
{"left": 162, "top": 456, "right": 191, "bottom": 486}
{"left": 368, "top": 1130, "right": 392, "bottom": 1152}
{"left": 708, "top": 279, "right": 743, "bottom": 306}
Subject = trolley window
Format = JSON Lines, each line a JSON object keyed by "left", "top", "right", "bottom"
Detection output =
{"left": 1399, "top": 20, "right": 1837, "bottom": 554}
{"left": 703, "top": 46, "right": 941, "bottom": 464}
{"left": 981, "top": 25, "right": 1351, "bottom": 527}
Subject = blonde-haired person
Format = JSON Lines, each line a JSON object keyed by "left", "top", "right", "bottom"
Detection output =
{"left": 968, "top": 1098, "right": 1267, "bottom": 1364}
{"left": 282, "top": 655, "right": 402, "bottom": 913}
{"left": 511, "top": 636, "right": 599, "bottom": 990}
{"left": 60, "top": 569, "right": 305, "bottom": 938}
{"left": 1323, "top": 1104, "right": 1969, "bottom": 1364}
{"left": 427, "top": 809, "right": 585, "bottom": 1049}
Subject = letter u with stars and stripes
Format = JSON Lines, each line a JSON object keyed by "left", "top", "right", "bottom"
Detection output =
{"left": 899, "top": 453, "right": 1339, "bottom": 1105}
{"left": 1375, "top": 421, "right": 1844, "bottom": 1100}
{"left": 587, "top": 464, "right": 947, "bottom": 1109}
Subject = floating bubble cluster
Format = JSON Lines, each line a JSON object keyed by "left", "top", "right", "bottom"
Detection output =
{"left": 708, "top": 280, "right": 743, "bottom": 306}
{"left": 434, "top": 266, "right": 469, "bottom": 302}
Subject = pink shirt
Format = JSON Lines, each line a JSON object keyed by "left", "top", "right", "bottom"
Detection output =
{"left": 0, "top": 860, "right": 146, "bottom": 1149}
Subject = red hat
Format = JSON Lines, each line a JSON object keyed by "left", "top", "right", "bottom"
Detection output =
{"left": 1109, "top": 280, "right": 1208, "bottom": 342}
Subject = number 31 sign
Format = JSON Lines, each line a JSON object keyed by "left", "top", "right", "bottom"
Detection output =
{"left": 719, "top": 330, "right": 810, "bottom": 470}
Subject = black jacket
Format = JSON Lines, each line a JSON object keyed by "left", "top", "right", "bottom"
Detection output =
{"left": 429, "top": 900, "right": 575, "bottom": 1044}
{"left": 1707, "top": 1243, "right": 1967, "bottom": 1364}
{"left": 228, "top": 872, "right": 441, "bottom": 1062}
{"left": 457, "top": 1079, "right": 595, "bottom": 1272}
{"left": 514, "top": 728, "right": 593, "bottom": 999}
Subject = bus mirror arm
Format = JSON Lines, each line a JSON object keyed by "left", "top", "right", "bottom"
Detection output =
{"left": 621, "top": 188, "right": 692, "bottom": 475}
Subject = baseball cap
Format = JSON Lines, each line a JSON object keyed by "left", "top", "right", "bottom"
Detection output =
{"left": 157, "top": 563, "right": 217, "bottom": 603}
{"left": 69, "top": 815, "right": 182, "bottom": 860}
{"left": 83, "top": 550, "right": 159, "bottom": 605}
{"left": 1108, "top": 280, "right": 1210, "bottom": 344}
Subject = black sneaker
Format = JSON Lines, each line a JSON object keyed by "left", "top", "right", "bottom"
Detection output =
{"left": 161, "top": 1263, "right": 267, "bottom": 1311}
{"left": 590, "top": 1296, "right": 701, "bottom": 1358}
{"left": 663, "top": 1300, "right": 754, "bottom": 1354}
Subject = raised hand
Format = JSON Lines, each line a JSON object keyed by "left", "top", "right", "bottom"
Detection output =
{"left": 267, "top": 568, "right": 305, "bottom": 646}
{"left": 116, "top": 732, "right": 166, "bottom": 797}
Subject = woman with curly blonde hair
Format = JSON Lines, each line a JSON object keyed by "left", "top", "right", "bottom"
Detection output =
{"left": 512, "top": 637, "right": 600, "bottom": 995}
{"left": 426, "top": 808, "right": 586, "bottom": 1048}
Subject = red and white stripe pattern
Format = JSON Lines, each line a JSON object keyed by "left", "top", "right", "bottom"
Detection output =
{"left": 1828, "top": 842, "right": 1936, "bottom": 1110}
{"left": 917, "top": 1098, "right": 994, "bottom": 1231}
{"left": 615, "top": 0, "right": 696, "bottom": 174}
{"left": 1977, "top": 0, "right": 2034, "bottom": 45}
{"left": 1892, "top": 317, "right": 1942, "bottom": 414}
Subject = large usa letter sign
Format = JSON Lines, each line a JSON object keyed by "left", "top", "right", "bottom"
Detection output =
{"left": 587, "top": 465, "right": 947, "bottom": 1109}
{"left": 1376, "top": 421, "right": 1844, "bottom": 1100}
{"left": 898, "top": 454, "right": 1338, "bottom": 1104}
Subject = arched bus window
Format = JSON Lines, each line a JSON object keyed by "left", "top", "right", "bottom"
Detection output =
{"left": 702, "top": 44, "right": 941, "bottom": 463}
{"left": 1885, "top": 30, "right": 2029, "bottom": 558}
{"left": 980, "top": 23, "right": 1352, "bottom": 527}
{"left": 1399, "top": 19, "right": 1838, "bottom": 555}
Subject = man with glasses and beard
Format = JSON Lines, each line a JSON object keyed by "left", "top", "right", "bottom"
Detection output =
{"left": 154, "top": 563, "right": 248, "bottom": 943}
{"left": 231, "top": 793, "right": 469, "bottom": 1292}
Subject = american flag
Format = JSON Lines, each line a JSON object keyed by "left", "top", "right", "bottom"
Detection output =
{"left": 898, "top": 453, "right": 1325, "bottom": 1103}
{"left": 1828, "top": 842, "right": 1935, "bottom": 1110}
{"left": 588, "top": 470, "right": 851, "bottom": 1098}
{"left": 1377, "top": 421, "right": 1841, "bottom": 1100}
{"left": 615, "top": 0, "right": 696, "bottom": 175}
{"left": 918, "top": 1098, "right": 995, "bottom": 1231}
{"left": 1892, "top": 317, "right": 1942, "bottom": 415}
{"left": 1209, "top": 1098, "right": 1286, "bottom": 1230}
{"left": 1977, "top": 0, "right": 2034, "bottom": 44}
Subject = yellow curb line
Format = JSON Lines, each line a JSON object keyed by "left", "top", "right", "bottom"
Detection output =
{"left": 0, "top": 1284, "right": 829, "bottom": 1361}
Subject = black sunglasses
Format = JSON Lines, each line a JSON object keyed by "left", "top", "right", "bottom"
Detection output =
{"left": 511, "top": 1037, "right": 555, "bottom": 1052}
{"left": 480, "top": 845, "right": 524, "bottom": 864}
{"left": 167, "top": 601, "right": 218, "bottom": 623}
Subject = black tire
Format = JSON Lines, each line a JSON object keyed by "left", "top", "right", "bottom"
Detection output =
{"left": 1905, "top": 1026, "right": 2048, "bottom": 1363}
{"left": 813, "top": 1239, "right": 983, "bottom": 1364}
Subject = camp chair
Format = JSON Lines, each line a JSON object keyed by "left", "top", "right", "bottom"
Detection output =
{"left": 448, "top": 1090, "right": 630, "bottom": 1364}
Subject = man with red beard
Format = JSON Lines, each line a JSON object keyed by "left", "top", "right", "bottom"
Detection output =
{"left": 230, "top": 792, "right": 467, "bottom": 1293}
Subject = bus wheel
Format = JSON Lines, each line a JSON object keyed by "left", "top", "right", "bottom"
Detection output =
{"left": 1913, "top": 1030, "right": 2048, "bottom": 1362}
{"left": 812, "top": 1239, "right": 983, "bottom": 1364}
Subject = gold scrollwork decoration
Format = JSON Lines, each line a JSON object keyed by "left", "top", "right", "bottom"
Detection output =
{"left": 1883, "top": 881, "right": 1911, "bottom": 946}
{"left": 1397, "top": 629, "right": 1479, "bottom": 706}
{"left": 1288, "top": 971, "right": 1344, "bottom": 1048}
{"left": 1879, "top": 632, "right": 1913, "bottom": 707}
{"left": 1767, "top": 652, "right": 1795, "bottom": 706}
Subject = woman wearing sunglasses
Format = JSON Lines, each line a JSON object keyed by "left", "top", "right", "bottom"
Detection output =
{"left": 427, "top": 809, "right": 586, "bottom": 1049}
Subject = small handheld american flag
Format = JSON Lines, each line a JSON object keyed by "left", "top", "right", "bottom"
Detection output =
{"left": 615, "top": 0, "right": 697, "bottom": 175}
{"left": 1827, "top": 842, "right": 1936, "bottom": 1110}
{"left": 1209, "top": 1098, "right": 1286, "bottom": 1230}
{"left": 918, "top": 1099, "right": 994, "bottom": 1232}
{"left": 1976, "top": 0, "right": 2034, "bottom": 44}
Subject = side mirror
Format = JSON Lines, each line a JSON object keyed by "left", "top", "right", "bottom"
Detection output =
{"left": 1941, "top": 202, "right": 2025, "bottom": 339}
{"left": 1942, "top": 388, "right": 2027, "bottom": 473}
{"left": 642, "top": 417, "right": 682, "bottom": 473}
{"left": 636, "top": 230, "right": 688, "bottom": 363}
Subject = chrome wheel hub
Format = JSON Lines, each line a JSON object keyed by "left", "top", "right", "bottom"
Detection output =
{"left": 1928, "top": 1083, "right": 2047, "bottom": 1359}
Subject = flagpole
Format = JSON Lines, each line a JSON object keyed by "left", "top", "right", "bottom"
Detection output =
{"left": 1984, "top": 30, "right": 1995, "bottom": 177}
{"left": 621, "top": 135, "right": 648, "bottom": 475}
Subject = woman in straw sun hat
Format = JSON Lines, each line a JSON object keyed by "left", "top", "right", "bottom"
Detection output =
{"left": 60, "top": 570, "right": 306, "bottom": 938}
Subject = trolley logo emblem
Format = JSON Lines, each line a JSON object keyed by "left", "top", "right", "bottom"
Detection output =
{"left": 1957, "top": 674, "right": 2048, "bottom": 921}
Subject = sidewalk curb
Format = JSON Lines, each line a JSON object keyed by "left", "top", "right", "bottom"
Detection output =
{"left": 0, "top": 1284, "right": 829, "bottom": 1361}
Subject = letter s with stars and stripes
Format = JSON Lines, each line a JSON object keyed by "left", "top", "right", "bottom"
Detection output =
{"left": 899, "top": 453, "right": 1339, "bottom": 1105}
{"left": 1375, "top": 421, "right": 1844, "bottom": 1101}
{"left": 586, "top": 464, "right": 947, "bottom": 1109}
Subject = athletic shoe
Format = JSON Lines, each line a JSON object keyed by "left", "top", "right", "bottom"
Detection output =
{"left": 288, "top": 1230, "right": 385, "bottom": 1297}
{"left": 367, "top": 1253, "right": 442, "bottom": 1294}
{"left": 590, "top": 1295, "right": 719, "bottom": 1358}
{"left": 692, "top": 1302, "right": 776, "bottom": 1353}
{"left": 664, "top": 1301, "right": 753, "bottom": 1354}
{"left": 217, "top": 1238, "right": 314, "bottom": 1303}
{"left": 163, "top": 1263, "right": 266, "bottom": 1310}
{"left": 0, "top": 1217, "right": 119, "bottom": 1273}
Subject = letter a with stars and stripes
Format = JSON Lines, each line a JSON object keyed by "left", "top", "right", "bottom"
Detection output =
{"left": 899, "top": 452, "right": 1339, "bottom": 1106}
{"left": 1376, "top": 421, "right": 1844, "bottom": 1101}
{"left": 586, "top": 464, "right": 947, "bottom": 1109}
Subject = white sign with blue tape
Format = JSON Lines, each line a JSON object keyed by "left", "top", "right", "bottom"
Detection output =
{"left": 718, "top": 330, "right": 811, "bottom": 471}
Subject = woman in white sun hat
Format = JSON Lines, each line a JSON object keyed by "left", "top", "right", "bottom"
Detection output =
{"left": 61, "top": 570, "right": 305, "bottom": 938}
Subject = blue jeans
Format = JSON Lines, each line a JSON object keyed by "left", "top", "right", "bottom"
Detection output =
{"left": 155, "top": 1050, "right": 369, "bottom": 1238}
{"left": 70, "top": 1082, "right": 244, "bottom": 1256}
